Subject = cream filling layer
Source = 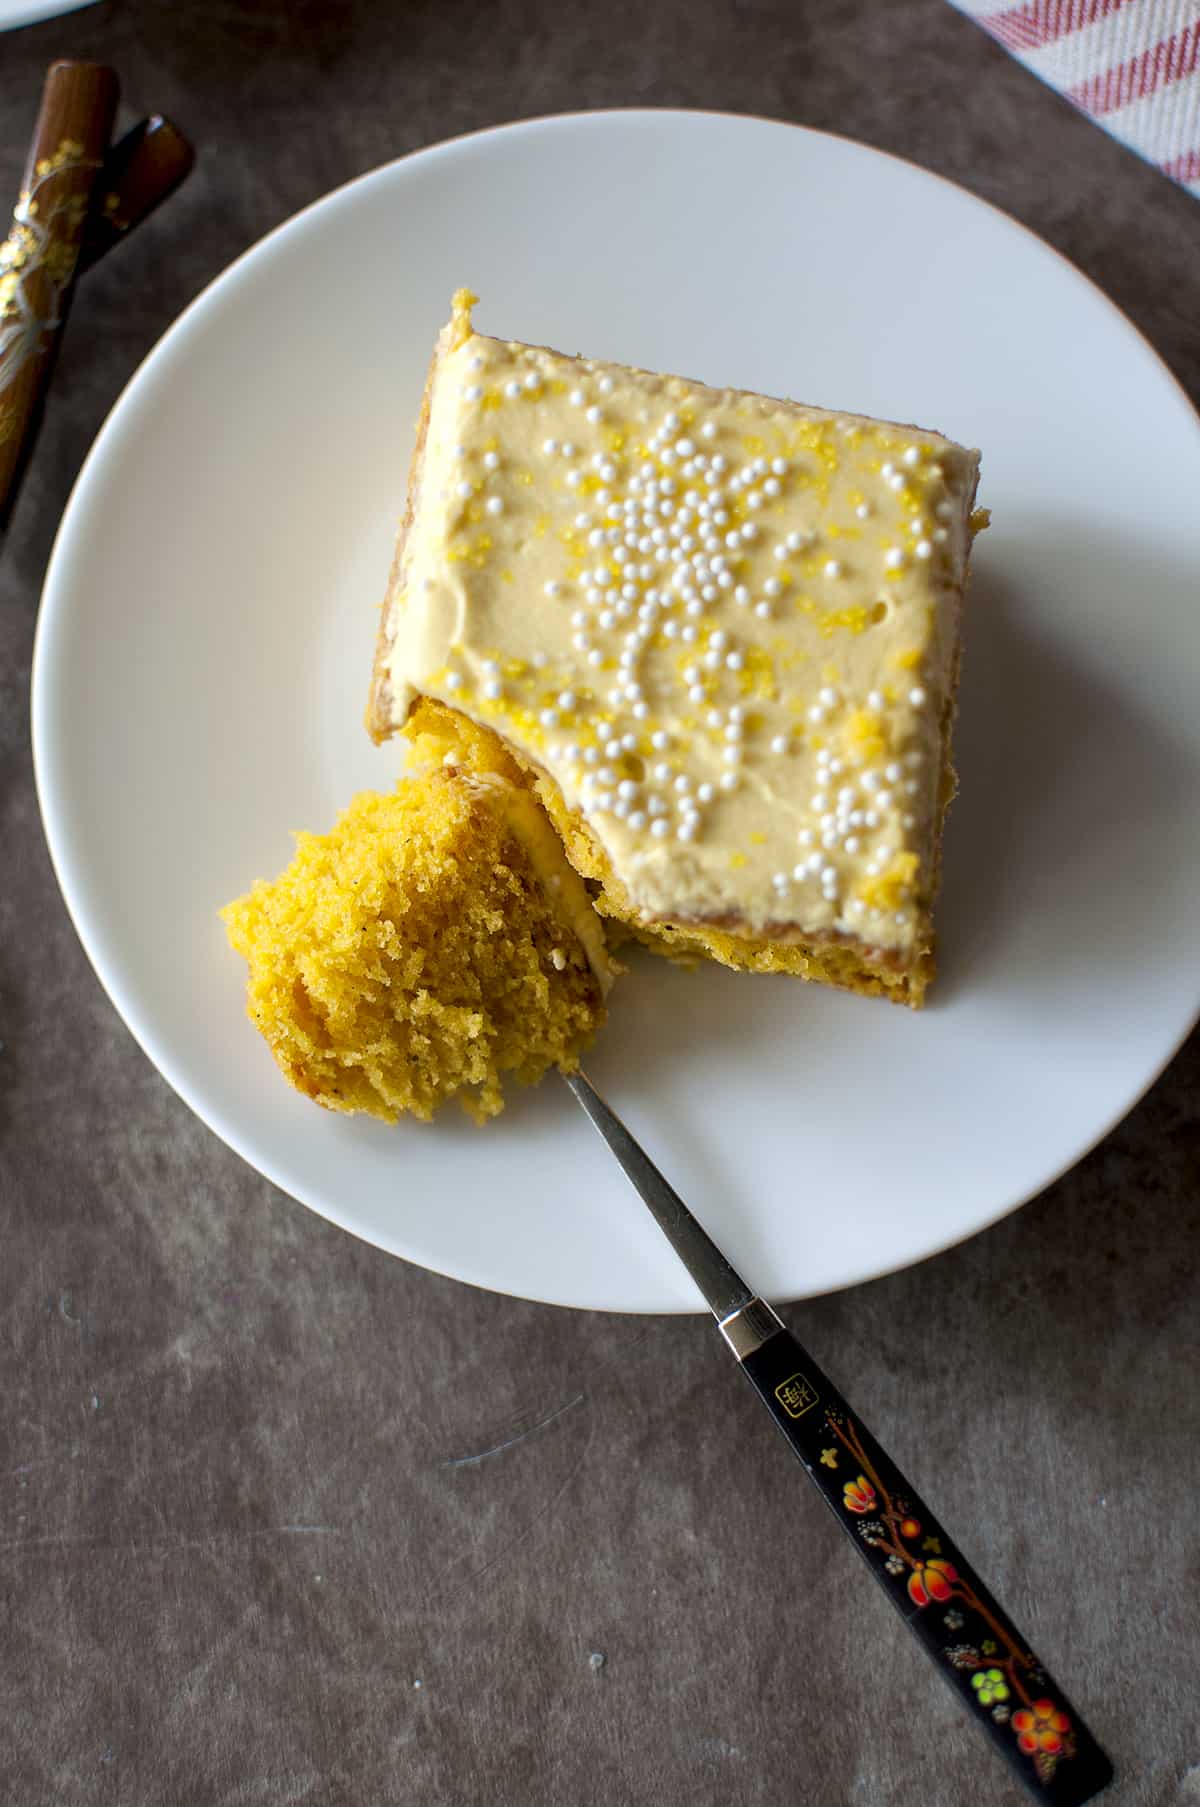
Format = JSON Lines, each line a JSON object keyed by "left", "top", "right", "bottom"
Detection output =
{"left": 460, "top": 772, "right": 617, "bottom": 997}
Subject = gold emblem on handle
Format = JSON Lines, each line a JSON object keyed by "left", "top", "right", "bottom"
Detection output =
{"left": 774, "top": 1372, "right": 819, "bottom": 1419}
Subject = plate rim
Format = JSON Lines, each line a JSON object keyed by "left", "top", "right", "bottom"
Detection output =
{"left": 31, "top": 106, "right": 1200, "bottom": 1313}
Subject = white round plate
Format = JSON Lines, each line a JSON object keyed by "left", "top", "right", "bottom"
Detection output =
{"left": 33, "top": 111, "right": 1200, "bottom": 1312}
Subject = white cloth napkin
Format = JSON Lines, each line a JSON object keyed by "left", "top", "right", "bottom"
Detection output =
{"left": 950, "top": 0, "right": 1200, "bottom": 195}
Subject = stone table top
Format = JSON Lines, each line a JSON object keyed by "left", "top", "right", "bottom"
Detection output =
{"left": 2, "top": 4, "right": 1198, "bottom": 1803}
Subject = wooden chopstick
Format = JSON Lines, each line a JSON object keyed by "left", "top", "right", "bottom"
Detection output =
{"left": 78, "top": 115, "right": 195, "bottom": 276}
{"left": 0, "top": 61, "right": 119, "bottom": 531}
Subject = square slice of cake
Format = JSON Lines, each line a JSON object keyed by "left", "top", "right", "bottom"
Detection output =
{"left": 368, "top": 292, "right": 983, "bottom": 1006}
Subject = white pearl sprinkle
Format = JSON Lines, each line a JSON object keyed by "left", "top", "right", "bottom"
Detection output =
{"left": 569, "top": 389, "right": 584, "bottom": 407}
{"left": 719, "top": 772, "right": 739, "bottom": 792}
{"left": 903, "top": 446, "right": 921, "bottom": 466}
{"left": 823, "top": 559, "right": 842, "bottom": 579}
{"left": 483, "top": 680, "right": 502, "bottom": 700}
{"left": 770, "top": 735, "right": 789, "bottom": 755}
{"left": 883, "top": 548, "right": 904, "bottom": 569}
{"left": 504, "top": 381, "right": 522, "bottom": 399}
{"left": 485, "top": 496, "right": 504, "bottom": 516}
{"left": 855, "top": 502, "right": 871, "bottom": 520}
{"left": 445, "top": 672, "right": 462, "bottom": 691}
{"left": 650, "top": 819, "right": 670, "bottom": 839}
{"left": 867, "top": 690, "right": 884, "bottom": 711}
{"left": 909, "top": 686, "right": 928, "bottom": 706}
{"left": 628, "top": 811, "right": 647, "bottom": 831}
{"left": 465, "top": 385, "right": 483, "bottom": 402}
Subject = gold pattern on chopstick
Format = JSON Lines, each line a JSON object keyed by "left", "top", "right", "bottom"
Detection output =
{"left": 0, "top": 137, "right": 102, "bottom": 428}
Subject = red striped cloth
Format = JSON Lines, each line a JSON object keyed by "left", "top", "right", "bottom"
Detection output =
{"left": 950, "top": 0, "right": 1200, "bottom": 193}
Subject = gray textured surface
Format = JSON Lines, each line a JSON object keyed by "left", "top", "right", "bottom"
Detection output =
{"left": 2, "top": 3, "right": 1199, "bottom": 1803}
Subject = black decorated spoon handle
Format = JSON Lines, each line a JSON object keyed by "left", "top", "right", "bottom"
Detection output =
{"left": 739, "top": 1323, "right": 1113, "bottom": 1805}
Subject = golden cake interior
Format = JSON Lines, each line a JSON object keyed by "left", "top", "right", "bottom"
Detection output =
{"left": 221, "top": 731, "right": 614, "bottom": 1123}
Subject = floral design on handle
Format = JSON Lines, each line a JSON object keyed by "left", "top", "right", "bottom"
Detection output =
{"left": 828, "top": 1408, "right": 1078, "bottom": 1786}
{"left": 0, "top": 139, "right": 100, "bottom": 442}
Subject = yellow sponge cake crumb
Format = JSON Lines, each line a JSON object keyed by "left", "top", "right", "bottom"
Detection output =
{"left": 222, "top": 761, "right": 614, "bottom": 1124}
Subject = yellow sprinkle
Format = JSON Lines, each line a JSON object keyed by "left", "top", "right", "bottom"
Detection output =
{"left": 844, "top": 709, "right": 890, "bottom": 763}
{"left": 819, "top": 606, "right": 870, "bottom": 636}
{"left": 856, "top": 852, "right": 919, "bottom": 913}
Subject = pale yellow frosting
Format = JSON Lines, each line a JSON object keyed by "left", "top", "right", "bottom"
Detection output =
{"left": 380, "top": 296, "right": 980, "bottom": 955}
